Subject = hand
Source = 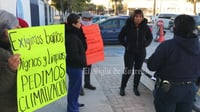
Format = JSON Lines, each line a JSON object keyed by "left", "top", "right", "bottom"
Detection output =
{"left": 8, "top": 54, "right": 20, "bottom": 71}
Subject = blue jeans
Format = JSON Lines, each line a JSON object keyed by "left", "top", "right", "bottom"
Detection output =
{"left": 67, "top": 66, "right": 83, "bottom": 112}
{"left": 153, "top": 83, "right": 197, "bottom": 112}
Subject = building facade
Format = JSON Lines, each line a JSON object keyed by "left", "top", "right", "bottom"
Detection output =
{"left": 0, "top": 0, "right": 56, "bottom": 26}
{"left": 123, "top": 0, "right": 200, "bottom": 16}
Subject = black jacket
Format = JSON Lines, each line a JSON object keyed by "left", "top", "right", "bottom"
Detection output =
{"left": 147, "top": 35, "right": 200, "bottom": 82}
{"left": 65, "top": 24, "right": 87, "bottom": 68}
{"left": 0, "top": 40, "right": 17, "bottom": 112}
{"left": 118, "top": 18, "right": 153, "bottom": 53}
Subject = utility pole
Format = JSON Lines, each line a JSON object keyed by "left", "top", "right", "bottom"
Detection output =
{"left": 194, "top": 0, "right": 197, "bottom": 15}
{"left": 153, "top": 0, "right": 156, "bottom": 15}
{"left": 59, "top": 0, "right": 64, "bottom": 21}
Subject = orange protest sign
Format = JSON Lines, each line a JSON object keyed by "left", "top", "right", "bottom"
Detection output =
{"left": 82, "top": 24, "right": 104, "bottom": 65}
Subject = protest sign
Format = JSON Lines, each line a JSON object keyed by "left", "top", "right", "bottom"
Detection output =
{"left": 8, "top": 24, "right": 66, "bottom": 112}
{"left": 82, "top": 24, "right": 104, "bottom": 65}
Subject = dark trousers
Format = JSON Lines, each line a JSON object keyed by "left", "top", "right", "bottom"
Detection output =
{"left": 120, "top": 50, "right": 146, "bottom": 89}
{"left": 153, "top": 83, "right": 197, "bottom": 112}
{"left": 84, "top": 65, "right": 92, "bottom": 85}
{"left": 67, "top": 66, "right": 83, "bottom": 112}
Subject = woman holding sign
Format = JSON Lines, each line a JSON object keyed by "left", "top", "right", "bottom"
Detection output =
{"left": 0, "top": 10, "right": 21, "bottom": 112}
{"left": 65, "top": 13, "right": 87, "bottom": 112}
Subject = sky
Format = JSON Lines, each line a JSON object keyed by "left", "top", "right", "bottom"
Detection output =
{"left": 90, "top": 0, "right": 109, "bottom": 5}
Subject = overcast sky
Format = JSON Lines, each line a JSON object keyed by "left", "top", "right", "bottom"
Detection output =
{"left": 90, "top": 0, "right": 109, "bottom": 5}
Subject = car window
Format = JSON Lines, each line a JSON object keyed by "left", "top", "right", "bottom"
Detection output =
{"left": 102, "top": 16, "right": 108, "bottom": 19}
{"left": 92, "top": 17, "right": 100, "bottom": 23}
{"left": 119, "top": 19, "right": 126, "bottom": 27}
{"left": 100, "top": 19, "right": 118, "bottom": 29}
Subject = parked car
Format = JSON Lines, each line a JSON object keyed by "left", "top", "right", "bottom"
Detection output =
{"left": 155, "top": 13, "right": 178, "bottom": 29}
{"left": 98, "top": 16, "right": 128, "bottom": 44}
{"left": 169, "top": 15, "right": 200, "bottom": 33}
{"left": 98, "top": 16, "right": 152, "bottom": 44}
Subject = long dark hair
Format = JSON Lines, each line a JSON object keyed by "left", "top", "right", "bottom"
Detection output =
{"left": 130, "top": 9, "right": 144, "bottom": 20}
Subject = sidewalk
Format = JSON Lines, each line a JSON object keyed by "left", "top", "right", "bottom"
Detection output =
{"left": 85, "top": 56, "right": 155, "bottom": 112}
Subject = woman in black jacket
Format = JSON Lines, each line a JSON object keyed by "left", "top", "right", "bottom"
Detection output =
{"left": 65, "top": 13, "right": 87, "bottom": 112}
{"left": 118, "top": 9, "right": 153, "bottom": 96}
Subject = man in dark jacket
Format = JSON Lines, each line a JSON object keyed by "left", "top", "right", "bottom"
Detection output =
{"left": 118, "top": 9, "right": 153, "bottom": 96}
{"left": 147, "top": 15, "right": 200, "bottom": 112}
{"left": 0, "top": 9, "right": 21, "bottom": 112}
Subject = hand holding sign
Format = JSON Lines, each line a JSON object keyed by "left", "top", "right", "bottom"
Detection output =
{"left": 8, "top": 24, "right": 66, "bottom": 112}
{"left": 8, "top": 54, "right": 20, "bottom": 71}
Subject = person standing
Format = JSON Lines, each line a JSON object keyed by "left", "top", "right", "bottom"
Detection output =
{"left": 118, "top": 9, "right": 153, "bottom": 96}
{"left": 147, "top": 14, "right": 200, "bottom": 112}
{"left": 65, "top": 13, "right": 87, "bottom": 112}
{"left": 0, "top": 9, "right": 21, "bottom": 112}
{"left": 79, "top": 11, "right": 96, "bottom": 96}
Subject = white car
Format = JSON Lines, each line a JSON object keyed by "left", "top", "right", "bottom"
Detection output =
{"left": 155, "top": 13, "right": 178, "bottom": 29}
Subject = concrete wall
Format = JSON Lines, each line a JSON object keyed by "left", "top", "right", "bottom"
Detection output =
{"left": 0, "top": 0, "right": 55, "bottom": 26}
{"left": 124, "top": 0, "right": 200, "bottom": 16}
{"left": 39, "top": 0, "right": 45, "bottom": 26}
{"left": 0, "top": 0, "right": 31, "bottom": 26}
{"left": 0, "top": 0, "right": 17, "bottom": 15}
{"left": 21, "top": 0, "right": 31, "bottom": 26}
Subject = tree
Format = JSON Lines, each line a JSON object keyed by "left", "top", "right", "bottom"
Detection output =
{"left": 51, "top": 0, "right": 90, "bottom": 21}
{"left": 153, "top": 0, "right": 156, "bottom": 15}
{"left": 110, "top": 0, "right": 122, "bottom": 15}
{"left": 86, "top": 3, "right": 96, "bottom": 12}
{"left": 117, "top": 3, "right": 123, "bottom": 13}
{"left": 187, "top": 0, "right": 200, "bottom": 15}
{"left": 96, "top": 5, "right": 106, "bottom": 14}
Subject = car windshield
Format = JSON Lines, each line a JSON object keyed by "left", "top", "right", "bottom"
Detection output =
{"left": 170, "top": 15, "right": 178, "bottom": 20}
{"left": 92, "top": 16, "right": 100, "bottom": 23}
{"left": 158, "top": 14, "right": 177, "bottom": 19}
{"left": 92, "top": 16, "right": 109, "bottom": 23}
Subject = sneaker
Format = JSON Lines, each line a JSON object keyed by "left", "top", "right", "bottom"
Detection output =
{"left": 84, "top": 84, "right": 96, "bottom": 90}
{"left": 80, "top": 87, "right": 84, "bottom": 96}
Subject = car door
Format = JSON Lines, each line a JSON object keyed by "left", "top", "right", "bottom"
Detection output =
{"left": 99, "top": 18, "right": 126, "bottom": 43}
